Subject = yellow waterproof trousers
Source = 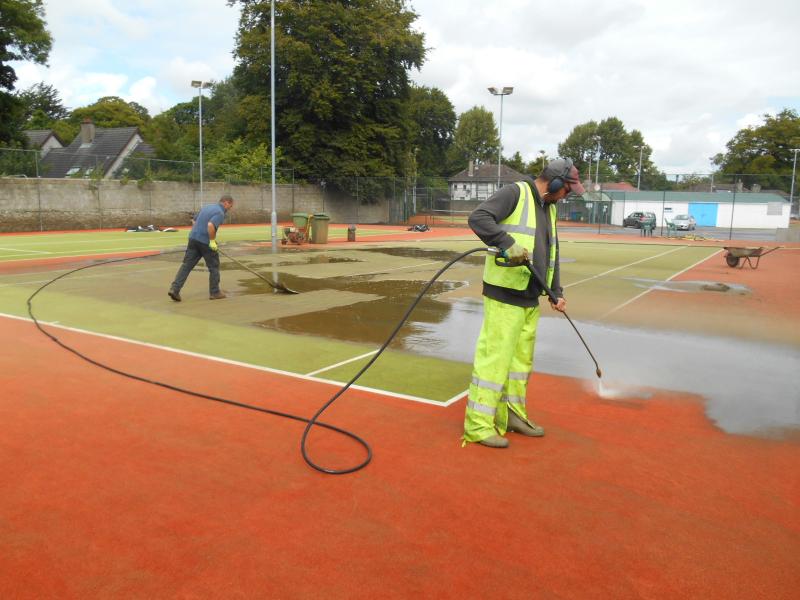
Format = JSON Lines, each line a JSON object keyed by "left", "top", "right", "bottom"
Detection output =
{"left": 463, "top": 297, "right": 540, "bottom": 443}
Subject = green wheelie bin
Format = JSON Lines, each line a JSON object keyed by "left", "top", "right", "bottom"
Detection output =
{"left": 310, "top": 213, "right": 330, "bottom": 243}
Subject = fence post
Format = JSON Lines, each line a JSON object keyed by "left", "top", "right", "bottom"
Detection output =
{"left": 729, "top": 177, "right": 736, "bottom": 240}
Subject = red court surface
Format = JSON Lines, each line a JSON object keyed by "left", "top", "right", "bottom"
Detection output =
{"left": 2, "top": 314, "right": 798, "bottom": 599}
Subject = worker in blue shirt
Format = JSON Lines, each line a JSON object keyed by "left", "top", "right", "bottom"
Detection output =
{"left": 168, "top": 194, "right": 234, "bottom": 301}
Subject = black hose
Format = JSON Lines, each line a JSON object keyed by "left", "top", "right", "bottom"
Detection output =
{"left": 25, "top": 246, "right": 488, "bottom": 475}
{"left": 300, "top": 247, "right": 487, "bottom": 473}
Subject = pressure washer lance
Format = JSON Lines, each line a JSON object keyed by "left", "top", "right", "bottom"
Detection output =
{"left": 487, "top": 246, "right": 602, "bottom": 379}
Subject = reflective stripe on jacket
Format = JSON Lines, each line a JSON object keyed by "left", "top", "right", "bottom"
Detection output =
{"left": 482, "top": 181, "right": 558, "bottom": 291}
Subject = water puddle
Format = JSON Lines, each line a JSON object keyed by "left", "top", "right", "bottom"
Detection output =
{"left": 362, "top": 247, "right": 486, "bottom": 266}
{"left": 221, "top": 249, "right": 793, "bottom": 438}
{"left": 258, "top": 283, "right": 797, "bottom": 437}
{"left": 626, "top": 277, "right": 751, "bottom": 294}
{"left": 254, "top": 279, "right": 464, "bottom": 333}
{"left": 534, "top": 319, "right": 799, "bottom": 438}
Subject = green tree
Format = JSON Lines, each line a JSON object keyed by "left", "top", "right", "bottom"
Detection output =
{"left": 0, "top": 0, "right": 52, "bottom": 143}
{"left": 447, "top": 105, "right": 498, "bottom": 173}
{"left": 142, "top": 103, "right": 197, "bottom": 162}
{"left": 205, "top": 138, "right": 283, "bottom": 183}
{"left": 558, "top": 117, "right": 662, "bottom": 188}
{"left": 70, "top": 96, "right": 150, "bottom": 129}
{"left": 17, "top": 82, "right": 68, "bottom": 124}
{"left": 407, "top": 84, "right": 455, "bottom": 177}
{"left": 712, "top": 109, "right": 800, "bottom": 191}
{"left": 229, "top": 0, "right": 426, "bottom": 181}
{"left": 504, "top": 151, "right": 526, "bottom": 175}
{"left": 526, "top": 150, "right": 549, "bottom": 177}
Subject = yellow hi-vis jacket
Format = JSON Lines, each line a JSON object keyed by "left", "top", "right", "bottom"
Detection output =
{"left": 482, "top": 181, "right": 558, "bottom": 291}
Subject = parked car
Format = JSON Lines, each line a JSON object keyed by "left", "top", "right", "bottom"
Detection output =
{"left": 623, "top": 211, "right": 656, "bottom": 228}
{"left": 672, "top": 214, "right": 696, "bottom": 230}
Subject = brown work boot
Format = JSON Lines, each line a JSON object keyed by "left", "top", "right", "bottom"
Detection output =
{"left": 478, "top": 435, "right": 509, "bottom": 449}
{"left": 508, "top": 410, "right": 545, "bottom": 437}
{"left": 168, "top": 288, "right": 181, "bottom": 302}
{"left": 209, "top": 291, "right": 227, "bottom": 300}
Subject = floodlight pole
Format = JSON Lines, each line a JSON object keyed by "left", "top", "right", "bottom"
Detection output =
{"left": 488, "top": 86, "right": 513, "bottom": 189}
{"left": 790, "top": 148, "right": 800, "bottom": 213}
{"left": 635, "top": 145, "right": 644, "bottom": 190}
{"left": 270, "top": 0, "right": 278, "bottom": 251}
{"left": 191, "top": 80, "right": 211, "bottom": 208}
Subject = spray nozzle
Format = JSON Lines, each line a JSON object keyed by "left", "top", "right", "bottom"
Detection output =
{"left": 486, "top": 246, "right": 508, "bottom": 259}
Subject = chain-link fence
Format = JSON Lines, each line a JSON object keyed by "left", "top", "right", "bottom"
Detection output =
{"left": 558, "top": 173, "right": 796, "bottom": 240}
{"left": 1, "top": 146, "right": 797, "bottom": 239}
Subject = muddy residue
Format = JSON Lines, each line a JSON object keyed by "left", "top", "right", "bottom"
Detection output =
{"left": 627, "top": 277, "right": 750, "bottom": 295}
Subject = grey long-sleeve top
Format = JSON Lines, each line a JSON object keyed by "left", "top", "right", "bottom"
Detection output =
{"left": 467, "top": 178, "right": 563, "bottom": 308}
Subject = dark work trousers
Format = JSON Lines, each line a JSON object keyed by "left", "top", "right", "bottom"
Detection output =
{"left": 170, "top": 238, "right": 221, "bottom": 295}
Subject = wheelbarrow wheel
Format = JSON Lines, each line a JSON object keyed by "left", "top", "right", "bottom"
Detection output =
{"left": 725, "top": 254, "right": 740, "bottom": 268}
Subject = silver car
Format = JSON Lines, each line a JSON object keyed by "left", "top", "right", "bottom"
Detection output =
{"left": 672, "top": 214, "right": 696, "bottom": 230}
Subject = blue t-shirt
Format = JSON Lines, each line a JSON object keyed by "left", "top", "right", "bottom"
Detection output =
{"left": 189, "top": 202, "right": 227, "bottom": 244}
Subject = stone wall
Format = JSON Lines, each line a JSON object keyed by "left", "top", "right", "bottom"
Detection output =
{"left": 0, "top": 178, "right": 392, "bottom": 232}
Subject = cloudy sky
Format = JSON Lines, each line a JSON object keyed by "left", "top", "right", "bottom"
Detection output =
{"left": 13, "top": 0, "right": 800, "bottom": 173}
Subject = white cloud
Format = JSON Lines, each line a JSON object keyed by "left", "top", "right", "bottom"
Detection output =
{"left": 411, "top": 0, "right": 800, "bottom": 173}
{"left": 10, "top": 0, "right": 800, "bottom": 173}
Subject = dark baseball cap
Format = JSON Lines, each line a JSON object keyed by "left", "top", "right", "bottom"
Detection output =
{"left": 543, "top": 158, "right": 586, "bottom": 195}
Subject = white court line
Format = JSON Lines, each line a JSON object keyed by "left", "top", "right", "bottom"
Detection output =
{"left": 0, "top": 263, "right": 175, "bottom": 288}
{"left": 1, "top": 312, "right": 453, "bottom": 407}
{"left": 2, "top": 235, "right": 187, "bottom": 248}
{"left": 305, "top": 350, "right": 379, "bottom": 376}
{"left": 0, "top": 247, "right": 51, "bottom": 255}
{"left": 565, "top": 245, "right": 686, "bottom": 288}
{"left": 0, "top": 246, "right": 181, "bottom": 264}
{"left": 601, "top": 248, "right": 723, "bottom": 318}
{"left": 352, "top": 260, "right": 439, "bottom": 278}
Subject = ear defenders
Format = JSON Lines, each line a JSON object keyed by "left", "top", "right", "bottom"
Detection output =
{"left": 547, "top": 158, "right": 574, "bottom": 194}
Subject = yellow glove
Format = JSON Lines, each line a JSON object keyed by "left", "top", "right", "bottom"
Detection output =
{"left": 209, "top": 239, "right": 218, "bottom": 252}
{"left": 506, "top": 242, "right": 528, "bottom": 265}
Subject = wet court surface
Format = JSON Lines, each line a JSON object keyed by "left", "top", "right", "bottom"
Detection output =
{"left": 228, "top": 247, "right": 799, "bottom": 440}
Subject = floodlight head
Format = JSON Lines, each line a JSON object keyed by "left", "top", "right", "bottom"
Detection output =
{"left": 502, "top": 86, "right": 514, "bottom": 95}
{"left": 191, "top": 80, "right": 202, "bottom": 88}
{"left": 488, "top": 87, "right": 499, "bottom": 95}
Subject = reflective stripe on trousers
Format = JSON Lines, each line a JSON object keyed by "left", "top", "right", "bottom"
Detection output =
{"left": 463, "top": 296, "right": 540, "bottom": 443}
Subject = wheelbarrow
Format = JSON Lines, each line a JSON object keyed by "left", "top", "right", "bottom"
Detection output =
{"left": 723, "top": 246, "right": 780, "bottom": 269}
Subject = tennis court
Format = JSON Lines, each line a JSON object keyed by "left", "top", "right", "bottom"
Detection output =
{"left": 1, "top": 223, "right": 798, "bottom": 598}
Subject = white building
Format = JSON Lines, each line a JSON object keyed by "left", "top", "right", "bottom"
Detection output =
{"left": 448, "top": 161, "right": 528, "bottom": 202}
{"left": 605, "top": 190, "right": 790, "bottom": 230}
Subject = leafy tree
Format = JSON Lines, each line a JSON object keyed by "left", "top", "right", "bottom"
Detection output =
{"left": 447, "top": 105, "right": 498, "bottom": 173}
{"left": 558, "top": 116, "right": 662, "bottom": 188}
{"left": 205, "top": 139, "right": 283, "bottom": 183}
{"left": 202, "top": 77, "right": 249, "bottom": 145}
{"left": 17, "top": 82, "right": 68, "bottom": 125}
{"left": 504, "top": 151, "right": 526, "bottom": 175}
{"left": 712, "top": 109, "right": 800, "bottom": 191}
{"left": 141, "top": 103, "right": 197, "bottom": 162}
{"left": 407, "top": 84, "right": 455, "bottom": 177}
{"left": 70, "top": 96, "right": 150, "bottom": 129}
{"left": 525, "top": 150, "right": 549, "bottom": 177}
{"left": 0, "top": 0, "right": 52, "bottom": 143}
{"left": 229, "top": 0, "right": 426, "bottom": 181}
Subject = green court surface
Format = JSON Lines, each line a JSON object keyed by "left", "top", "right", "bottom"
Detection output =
{"left": 0, "top": 229, "right": 720, "bottom": 402}
{"left": 0, "top": 224, "right": 414, "bottom": 262}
